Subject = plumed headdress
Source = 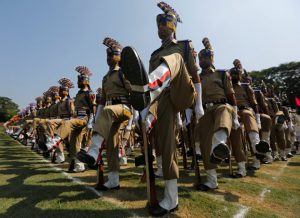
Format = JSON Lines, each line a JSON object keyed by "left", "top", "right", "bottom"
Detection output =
{"left": 156, "top": 2, "right": 182, "bottom": 32}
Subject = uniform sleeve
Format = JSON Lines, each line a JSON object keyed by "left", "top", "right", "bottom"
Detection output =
{"left": 282, "top": 106, "right": 291, "bottom": 121}
{"left": 271, "top": 98, "right": 279, "bottom": 113}
{"left": 247, "top": 85, "right": 258, "bottom": 106}
{"left": 258, "top": 92, "right": 269, "bottom": 114}
{"left": 224, "top": 71, "right": 235, "bottom": 96}
{"left": 186, "top": 41, "right": 200, "bottom": 74}
{"left": 121, "top": 73, "right": 132, "bottom": 93}
{"left": 101, "top": 78, "right": 107, "bottom": 105}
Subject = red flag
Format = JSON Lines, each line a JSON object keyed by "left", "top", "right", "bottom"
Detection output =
{"left": 296, "top": 97, "right": 300, "bottom": 106}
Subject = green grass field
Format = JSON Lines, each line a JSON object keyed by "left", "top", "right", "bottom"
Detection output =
{"left": 0, "top": 128, "right": 300, "bottom": 218}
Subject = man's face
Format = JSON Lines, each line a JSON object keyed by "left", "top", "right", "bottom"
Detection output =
{"left": 199, "top": 56, "right": 213, "bottom": 69}
{"left": 106, "top": 53, "right": 118, "bottom": 67}
{"left": 157, "top": 22, "right": 173, "bottom": 40}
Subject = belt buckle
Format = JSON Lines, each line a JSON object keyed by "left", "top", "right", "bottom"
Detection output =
{"left": 206, "top": 103, "right": 214, "bottom": 108}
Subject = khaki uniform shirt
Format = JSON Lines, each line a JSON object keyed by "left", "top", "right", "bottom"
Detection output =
{"left": 149, "top": 39, "right": 199, "bottom": 75}
{"left": 57, "top": 98, "right": 74, "bottom": 117}
{"left": 201, "top": 68, "right": 234, "bottom": 103}
{"left": 254, "top": 90, "right": 269, "bottom": 115}
{"left": 74, "top": 90, "right": 96, "bottom": 113}
{"left": 102, "top": 66, "right": 130, "bottom": 102}
{"left": 44, "top": 106, "right": 51, "bottom": 118}
{"left": 233, "top": 83, "right": 257, "bottom": 108}
{"left": 49, "top": 102, "right": 59, "bottom": 118}
{"left": 266, "top": 97, "right": 279, "bottom": 116}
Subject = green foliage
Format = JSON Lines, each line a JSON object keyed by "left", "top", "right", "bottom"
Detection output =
{"left": 0, "top": 97, "right": 19, "bottom": 122}
{"left": 250, "top": 61, "right": 300, "bottom": 107}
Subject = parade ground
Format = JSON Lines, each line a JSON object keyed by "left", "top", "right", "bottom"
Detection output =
{"left": 0, "top": 127, "right": 299, "bottom": 218}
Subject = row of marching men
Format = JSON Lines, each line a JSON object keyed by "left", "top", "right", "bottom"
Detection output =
{"left": 4, "top": 1, "right": 300, "bottom": 216}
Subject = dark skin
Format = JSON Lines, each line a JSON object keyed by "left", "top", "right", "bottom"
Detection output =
{"left": 199, "top": 56, "right": 237, "bottom": 106}
{"left": 157, "top": 23, "right": 201, "bottom": 83}
{"left": 106, "top": 52, "right": 119, "bottom": 70}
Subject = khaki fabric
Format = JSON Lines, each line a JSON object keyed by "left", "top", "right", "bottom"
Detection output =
{"left": 284, "top": 128, "right": 291, "bottom": 149}
{"left": 195, "top": 104, "right": 233, "bottom": 170}
{"left": 233, "top": 83, "right": 257, "bottom": 107}
{"left": 49, "top": 102, "right": 59, "bottom": 118}
{"left": 56, "top": 119, "right": 87, "bottom": 158}
{"left": 93, "top": 104, "right": 131, "bottom": 171}
{"left": 154, "top": 90, "right": 178, "bottom": 179}
{"left": 102, "top": 66, "right": 131, "bottom": 101}
{"left": 230, "top": 127, "right": 247, "bottom": 163}
{"left": 266, "top": 97, "right": 279, "bottom": 117}
{"left": 44, "top": 106, "right": 51, "bottom": 119}
{"left": 238, "top": 109, "right": 258, "bottom": 133}
{"left": 255, "top": 91, "right": 269, "bottom": 115}
{"left": 201, "top": 68, "right": 234, "bottom": 103}
{"left": 149, "top": 39, "right": 199, "bottom": 73}
{"left": 270, "top": 117, "right": 286, "bottom": 151}
{"left": 46, "top": 119, "right": 63, "bottom": 136}
{"left": 57, "top": 98, "right": 74, "bottom": 117}
{"left": 148, "top": 53, "right": 197, "bottom": 179}
{"left": 260, "top": 113, "right": 272, "bottom": 132}
{"left": 74, "top": 90, "right": 96, "bottom": 112}
{"left": 162, "top": 54, "right": 196, "bottom": 112}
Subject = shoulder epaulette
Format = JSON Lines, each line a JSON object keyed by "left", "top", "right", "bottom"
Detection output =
{"left": 178, "top": 39, "right": 191, "bottom": 64}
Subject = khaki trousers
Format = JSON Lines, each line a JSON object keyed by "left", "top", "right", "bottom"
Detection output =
{"left": 270, "top": 117, "right": 286, "bottom": 151}
{"left": 56, "top": 119, "right": 87, "bottom": 159}
{"left": 46, "top": 119, "right": 63, "bottom": 136}
{"left": 195, "top": 104, "right": 233, "bottom": 170}
{"left": 150, "top": 54, "right": 195, "bottom": 180}
{"left": 93, "top": 104, "right": 131, "bottom": 172}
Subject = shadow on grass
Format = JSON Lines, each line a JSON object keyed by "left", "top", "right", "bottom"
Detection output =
{"left": 287, "top": 162, "right": 300, "bottom": 167}
{"left": 0, "top": 136, "right": 152, "bottom": 218}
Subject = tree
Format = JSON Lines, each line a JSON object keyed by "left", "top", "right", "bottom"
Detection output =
{"left": 0, "top": 97, "right": 19, "bottom": 122}
{"left": 250, "top": 61, "right": 300, "bottom": 107}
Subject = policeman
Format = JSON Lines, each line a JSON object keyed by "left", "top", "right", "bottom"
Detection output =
{"left": 77, "top": 37, "right": 132, "bottom": 190}
{"left": 229, "top": 61, "right": 270, "bottom": 172}
{"left": 119, "top": 2, "right": 204, "bottom": 215}
{"left": 50, "top": 66, "right": 96, "bottom": 172}
{"left": 195, "top": 38, "right": 240, "bottom": 191}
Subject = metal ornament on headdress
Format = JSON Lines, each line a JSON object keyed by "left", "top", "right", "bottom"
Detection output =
{"left": 75, "top": 66, "right": 92, "bottom": 85}
{"left": 103, "top": 37, "right": 122, "bottom": 62}
{"left": 156, "top": 1, "right": 182, "bottom": 32}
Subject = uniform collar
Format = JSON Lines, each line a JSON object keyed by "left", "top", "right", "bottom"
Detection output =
{"left": 162, "top": 38, "right": 177, "bottom": 48}
{"left": 109, "top": 65, "right": 120, "bottom": 73}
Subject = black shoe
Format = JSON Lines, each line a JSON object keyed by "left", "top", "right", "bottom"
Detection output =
{"left": 256, "top": 140, "right": 271, "bottom": 153}
{"left": 121, "top": 46, "right": 150, "bottom": 111}
{"left": 281, "top": 157, "right": 288, "bottom": 161}
{"left": 77, "top": 149, "right": 96, "bottom": 167}
{"left": 261, "top": 160, "right": 271, "bottom": 164}
{"left": 149, "top": 204, "right": 178, "bottom": 217}
{"left": 95, "top": 184, "right": 120, "bottom": 191}
{"left": 287, "top": 153, "right": 294, "bottom": 158}
{"left": 248, "top": 166, "right": 259, "bottom": 171}
{"left": 186, "top": 149, "right": 193, "bottom": 157}
{"left": 68, "top": 159, "right": 75, "bottom": 172}
{"left": 255, "top": 153, "right": 266, "bottom": 160}
{"left": 230, "top": 173, "right": 244, "bottom": 179}
{"left": 196, "top": 183, "right": 218, "bottom": 192}
{"left": 210, "top": 143, "right": 230, "bottom": 164}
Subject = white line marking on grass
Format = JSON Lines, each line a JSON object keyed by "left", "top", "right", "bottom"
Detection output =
{"left": 233, "top": 206, "right": 250, "bottom": 218}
